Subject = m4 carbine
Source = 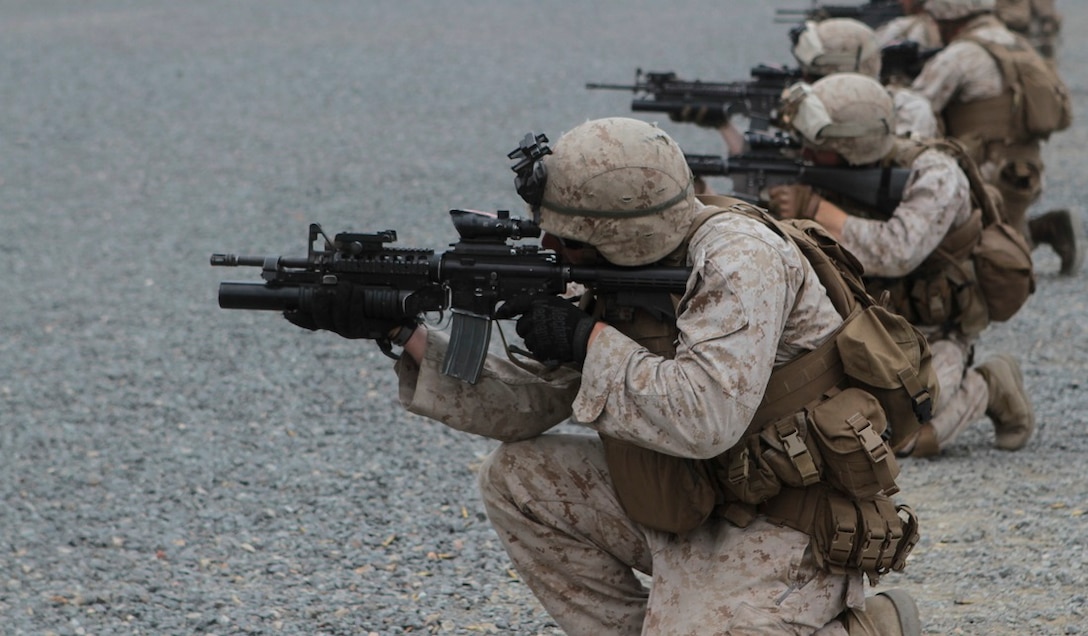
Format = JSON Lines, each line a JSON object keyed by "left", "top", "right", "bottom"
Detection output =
{"left": 587, "top": 42, "right": 936, "bottom": 133}
{"left": 586, "top": 65, "right": 802, "bottom": 132}
{"left": 686, "top": 150, "right": 911, "bottom": 215}
{"left": 775, "top": 0, "right": 903, "bottom": 29}
{"left": 211, "top": 209, "right": 691, "bottom": 384}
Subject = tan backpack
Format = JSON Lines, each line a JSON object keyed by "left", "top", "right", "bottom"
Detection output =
{"left": 964, "top": 32, "right": 1072, "bottom": 139}
{"left": 930, "top": 139, "right": 1036, "bottom": 323}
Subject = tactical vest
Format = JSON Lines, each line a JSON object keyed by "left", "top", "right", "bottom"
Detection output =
{"left": 826, "top": 138, "right": 1032, "bottom": 336}
{"left": 943, "top": 18, "right": 1069, "bottom": 163}
{"left": 597, "top": 196, "right": 924, "bottom": 583}
{"left": 862, "top": 139, "right": 990, "bottom": 336}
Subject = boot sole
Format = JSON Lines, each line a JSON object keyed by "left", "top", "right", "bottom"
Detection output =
{"left": 1062, "top": 209, "right": 1085, "bottom": 276}
{"left": 879, "top": 588, "right": 922, "bottom": 636}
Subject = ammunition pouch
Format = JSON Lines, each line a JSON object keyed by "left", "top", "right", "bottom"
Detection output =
{"left": 717, "top": 383, "right": 900, "bottom": 503}
{"left": 809, "top": 388, "right": 898, "bottom": 499}
{"left": 761, "top": 486, "right": 920, "bottom": 585}
{"left": 868, "top": 270, "right": 987, "bottom": 338}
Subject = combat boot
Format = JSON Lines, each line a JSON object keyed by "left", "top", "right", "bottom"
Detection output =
{"left": 842, "top": 589, "right": 921, "bottom": 635}
{"left": 1028, "top": 209, "right": 1084, "bottom": 276}
{"left": 977, "top": 355, "right": 1035, "bottom": 451}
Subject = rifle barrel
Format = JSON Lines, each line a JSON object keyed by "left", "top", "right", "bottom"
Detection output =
{"left": 210, "top": 254, "right": 311, "bottom": 269}
{"left": 585, "top": 82, "right": 637, "bottom": 91}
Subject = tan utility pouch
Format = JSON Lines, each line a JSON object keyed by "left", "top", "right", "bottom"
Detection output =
{"left": 836, "top": 305, "right": 935, "bottom": 451}
{"left": 813, "top": 491, "right": 920, "bottom": 584}
{"left": 720, "top": 385, "right": 900, "bottom": 508}
{"left": 905, "top": 273, "right": 955, "bottom": 326}
{"left": 807, "top": 388, "right": 899, "bottom": 499}
{"left": 964, "top": 32, "right": 1072, "bottom": 138}
{"left": 715, "top": 433, "right": 788, "bottom": 506}
{"left": 601, "top": 435, "right": 717, "bottom": 534}
{"left": 974, "top": 220, "right": 1035, "bottom": 322}
{"left": 714, "top": 412, "right": 822, "bottom": 508}
{"left": 762, "top": 487, "right": 920, "bottom": 584}
{"left": 926, "top": 137, "right": 1036, "bottom": 325}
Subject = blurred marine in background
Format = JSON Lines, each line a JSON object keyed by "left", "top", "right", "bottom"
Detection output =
{"left": 910, "top": 0, "right": 1081, "bottom": 275}
{"left": 996, "top": 0, "right": 1062, "bottom": 68}
{"left": 769, "top": 73, "right": 1036, "bottom": 457}
{"left": 789, "top": 17, "right": 939, "bottom": 139}
{"left": 875, "top": 0, "right": 943, "bottom": 48}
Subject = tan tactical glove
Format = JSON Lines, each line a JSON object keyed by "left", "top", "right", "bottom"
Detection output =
{"left": 768, "top": 184, "right": 822, "bottom": 220}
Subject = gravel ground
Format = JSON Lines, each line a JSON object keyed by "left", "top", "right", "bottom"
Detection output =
{"left": 1, "top": 1, "right": 1086, "bottom": 635}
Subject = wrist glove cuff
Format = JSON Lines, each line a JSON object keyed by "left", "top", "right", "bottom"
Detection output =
{"left": 571, "top": 316, "right": 596, "bottom": 366}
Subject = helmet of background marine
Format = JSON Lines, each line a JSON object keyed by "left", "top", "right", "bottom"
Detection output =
{"left": 791, "top": 18, "right": 882, "bottom": 79}
{"left": 923, "top": 0, "right": 996, "bottom": 21}
{"left": 783, "top": 73, "right": 895, "bottom": 165}
{"left": 537, "top": 117, "right": 696, "bottom": 267}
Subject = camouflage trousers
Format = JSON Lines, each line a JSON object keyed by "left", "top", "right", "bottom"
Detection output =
{"left": 981, "top": 152, "right": 1043, "bottom": 243}
{"left": 920, "top": 336, "right": 990, "bottom": 451}
{"left": 478, "top": 433, "right": 863, "bottom": 635}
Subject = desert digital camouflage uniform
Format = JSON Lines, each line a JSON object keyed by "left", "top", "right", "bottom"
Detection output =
{"left": 910, "top": 13, "right": 1039, "bottom": 236}
{"left": 394, "top": 203, "right": 868, "bottom": 634}
{"left": 836, "top": 146, "right": 989, "bottom": 451}
{"left": 875, "top": 13, "right": 943, "bottom": 48}
{"left": 996, "top": 0, "right": 1062, "bottom": 67}
{"left": 914, "top": 4, "right": 1080, "bottom": 275}
{"left": 771, "top": 72, "right": 1029, "bottom": 456}
{"left": 889, "top": 87, "right": 940, "bottom": 140}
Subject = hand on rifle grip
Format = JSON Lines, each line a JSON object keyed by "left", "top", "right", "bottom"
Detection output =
{"left": 512, "top": 296, "right": 597, "bottom": 366}
{"left": 768, "top": 184, "right": 822, "bottom": 220}
{"left": 669, "top": 105, "right": 726, "bottom": 128}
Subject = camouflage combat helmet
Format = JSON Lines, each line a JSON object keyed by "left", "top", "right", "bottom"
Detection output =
{"left": 537, "top": 117, "right": 696, "bottom": 267}
{"left": 783, "top": 73, "right": 895, "bottom": 165}
{"left": 791, "top": 18, "right": 882, "bottom": 79}
{"left": 924, "top": 0, "right": 996, "bottom": 21}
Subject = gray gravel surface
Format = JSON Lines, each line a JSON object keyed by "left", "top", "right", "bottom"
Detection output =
{"left": 1, "top": 1, "right": 1086, "bottom": 634}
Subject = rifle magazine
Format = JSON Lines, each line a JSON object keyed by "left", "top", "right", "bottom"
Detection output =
{"left": 440, "top": 310, "right": 493, "bottom": 384}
